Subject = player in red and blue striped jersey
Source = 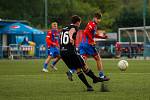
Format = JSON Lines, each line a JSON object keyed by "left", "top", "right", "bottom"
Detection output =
{"left": 66, "top": 13, "right": 110, "bottom": 81}
{"left": 79, "top": 12, "right": 109, "bottom": 80}
{"left": 42, "top": 22, "right": 61, "bottom": 72}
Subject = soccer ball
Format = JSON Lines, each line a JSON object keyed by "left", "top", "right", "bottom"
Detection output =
{"left": 118, "top": 60, "right": 128, "bottom": 71}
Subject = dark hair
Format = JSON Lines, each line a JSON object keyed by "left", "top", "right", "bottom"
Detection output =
{"left": 71, "top": 15, "right": 81, "bottom": 24}
{"left": 94, "top": 12, "right": 102, "bottom": 19}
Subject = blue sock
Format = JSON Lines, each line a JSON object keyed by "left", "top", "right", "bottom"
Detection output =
{"left": 52, "top": 61, "right": 57, "bottom": 66}
{"left": 69, "top": 69, "right": 76, "bottom": 74}
{"left": 44, "top": 63, "right": 48, "bottom": 69}
{"left": 99, "top": 71, "right": 104, "bottom": 78}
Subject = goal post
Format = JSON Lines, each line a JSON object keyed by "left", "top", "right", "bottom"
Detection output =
{"left": 118, "top": 26, "right": 150, "bottom": 43}
{"left": 118, "top": 26, "right": 150, "bottom": 58}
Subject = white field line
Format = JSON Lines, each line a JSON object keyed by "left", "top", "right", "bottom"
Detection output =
{"left": 0, "top": 73, "right": 150, "bottom": 77}
{"left": 87, "top": 58, "right": 150, "bottom": 61}
{"left": 112, "top": 73, "right": 150, "bottom": 75}
{"left": 0, "top": 74, "right": 54, "bottom": 77}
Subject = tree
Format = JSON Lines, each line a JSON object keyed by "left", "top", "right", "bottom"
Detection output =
{"left": 0, "top": 0, "right": 149, "bottom": 31}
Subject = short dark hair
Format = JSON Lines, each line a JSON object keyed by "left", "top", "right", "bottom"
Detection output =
{"left": 71, "top": 15, "right": 81, "bottom": 24}
{"left": 94, "top": 12, "right": 102, "bottom": 19}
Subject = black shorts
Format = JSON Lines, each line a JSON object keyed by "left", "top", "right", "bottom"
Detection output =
{"left": 60, "top": 51, "right": 85, "bottom": 70}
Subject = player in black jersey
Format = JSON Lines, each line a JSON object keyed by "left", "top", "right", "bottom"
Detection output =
{"left": 60, "top": 15, "right": 103, "bottom": 91}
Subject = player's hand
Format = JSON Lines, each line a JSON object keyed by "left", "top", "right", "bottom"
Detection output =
{"left": 52, "top": 43, "right": 57, "bottom": 46}
{"left": 70, "top": 39, "right": 74, "bottom": 45}
{"left": 103, "top": 33, "right": 108, "bottom": 39}
{"left": 56, "top": 44, "right": 59, "bottom": 47}
{"left": 103, "top": 35, "right": 108, "bottom": 39}
{"left": 90, "top": 42, "right": 96, "bottom": 46}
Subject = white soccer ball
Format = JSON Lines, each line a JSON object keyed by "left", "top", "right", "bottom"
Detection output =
{"left": 118, "top": 60, "right": 128, "bottom": 71}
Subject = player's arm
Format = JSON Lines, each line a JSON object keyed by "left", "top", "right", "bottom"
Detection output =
{"left": 85, "top": 23, "right": 96, "bottom": 45}
{"left": 46, "top": 36, "right": 56, "bottom": 46}
{"left": 69, "top": 28, "right": 76, "bottom": 45}
{"left": 46, "top": 32, "right": 57, "bottom": 46}
{"left": 94, "top": 33, "right": 108, "bottom": 39}
{"left": 86, "top": 31, "right": 95, "bottom": 45}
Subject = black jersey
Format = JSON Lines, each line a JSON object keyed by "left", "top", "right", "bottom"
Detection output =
{"left": 60, "top": 24, "right": 78, "bottom": 52}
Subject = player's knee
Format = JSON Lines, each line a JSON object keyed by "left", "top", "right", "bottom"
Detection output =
{"left": 83, "top": 68, "right": 89, "bottom": 74}
{"left": 93, "top": 54, "right": 101, "bottom": 61}
{"left": 76, "top": 68, "right": 81, "bottom": 73}
{"left": 76, "top": 70, "right": 83, "bottom": 75}
{"left": 82, "top": 54, "right": 88, "bottom": 60}
{"left": 57, "top": 55, "right": 61, "bottom": 59}
{"left": 93, "top": 56, "right": 99, "bottom": 61}
{"left": 47, "top": 56, "right": 51, "bottom": 60}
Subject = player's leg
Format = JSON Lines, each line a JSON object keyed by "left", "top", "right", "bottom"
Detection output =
{"left": 71, "top": 53, "right": 94, "bottom": 91}
{"left": 93, "top": 53, "right": 110, "bottom": 81}
{"left": 93, "top": 54, "right": 103, "bottom": 76}
{"left": 51, "top": 56, "right": 60, "bottom": 66}
{"left": 85, "top": 45, "right": 110, "bottom": 81}
{"left": 61, "top": 53, "right": 93, "bottom": 91}
{"left": 89, "top": 45, "right": 105, "bottom": 78}
{"left": 50, "top": 55, "right": 61, "bottom": 70}
{"left": 81, "top": 63, "right": 103, "bottom": 83}
{"left": 76, "top": 68, "right": 93, "bottom": 91}
{"left": 79, "top": 43, "right": 88, "bottom": 62}
{"left": 42, "top": 55, "right": 52, "bottom": 72}
{"left": 61, "top": 54, "right": 74, "bottom": 81}
{"left": 66, "top": 68, "right": 75, "bottom": 81}
{"left": 65, "top": 43, "right": 88, "bottom": 80}
{"left": 68, "top": 68, "right": 76, "bottom": 73}
{"left": 42, "top": 47, "right": 53, "bottom": 72}
{"left": 65, "top": 46, "right": 84, "bottom": 80}
{"left": 50, "top": 47, "right": 60, "bottom": 70}
{"left": 79, "top": 44, "right": 100, "bottom": 79}
{"left": 66, "top": 53, "right": 103, "bottom": 82}
{"left": 66, "top": 48, "right": 87, "bottom": 81}
{"left": 75, "top": 54, "right": 104, "bottom": 83}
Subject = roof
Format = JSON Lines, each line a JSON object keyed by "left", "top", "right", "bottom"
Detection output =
{"left": 0, "top": 22, "right": 44, "bottom": 34}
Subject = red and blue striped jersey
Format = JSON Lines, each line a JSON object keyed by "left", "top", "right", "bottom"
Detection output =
{"left": 81, "top": 21, "right": 107, "bottom": 45}
{"left": 81, "top": 21, "right": 97, "bottom": 45}
{"left": 46, "top": 29, "right": 59, "bottom": 48}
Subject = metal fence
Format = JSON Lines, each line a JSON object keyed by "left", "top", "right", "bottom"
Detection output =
{"left": 0, "top": 46, "right": 10, "bottom": 59}
{"left": 38, "top": 44, "right": 47, "bottom": 58}
{"left": 0, "top": 44, "right": 47, "bottom": 59}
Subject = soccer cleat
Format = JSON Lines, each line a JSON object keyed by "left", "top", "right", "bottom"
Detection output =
{"left": 50, "top": 65, "right": 58, "bottom": 71}
{"left": 93, "top": 77, "right": 104, "bottom": 83}
{"left": 66, "top": 71, "right": 73, "bottom": 81}
{"left": 93, "top": 76, "right": 110, "bottom": 83}
{"left": 87, "top": 86, "right": 94, "bottom": 91}
{"left": 42, "top": 68, "right": 49, "bottom": 72}
{"left": 102, "top": 76, "right": 110, "bottom": 81}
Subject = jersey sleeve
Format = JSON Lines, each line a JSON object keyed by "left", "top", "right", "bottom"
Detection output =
{"left": 46, "top": 30, "right": 56, "bottom": 47}
{"left": 84, "top": 22, "right": 96, "bottom": 44}
{"left": 87, "top": 22, "right": 95, "bottom": 32}
{"left": 94, "top": 34, "right": 108, "bottom": 39}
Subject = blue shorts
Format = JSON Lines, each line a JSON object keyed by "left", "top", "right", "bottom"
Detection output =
{"left": 79, "top": 43, "right": 98, "bottom": 56}
{"left": 47, "top": 47, "right": 60, "bottom": 58}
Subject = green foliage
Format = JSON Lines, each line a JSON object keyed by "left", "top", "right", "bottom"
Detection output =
{"left": 46, "top": 0, "right": 99, "bottom": 28}
{"left": 0, "top": 0, "right": 150, "bottom": 31}
{"left": 116, "top": 7, "right": 143, "bottom": 27}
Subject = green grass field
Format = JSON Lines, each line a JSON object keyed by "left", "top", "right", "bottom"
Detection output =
{"left": 0, "top": 59, "right": 150, "bottom": 100}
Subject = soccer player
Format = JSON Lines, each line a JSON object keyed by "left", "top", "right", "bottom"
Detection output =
{"left": 79, "top": 12, "right": 109, "bottom": 80}
{"left": 42, "top": 22, "right": 61, "bottom": 72}
{"left": 67, "top": 12, "right": 110, "bottom": 81}
{"left": 60, "top": 15, "right": 105, "bottom": 91}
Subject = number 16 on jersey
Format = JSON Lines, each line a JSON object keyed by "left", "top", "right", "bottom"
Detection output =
{"left": 60, "top": 31, "right": 70, "bottom": 45}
